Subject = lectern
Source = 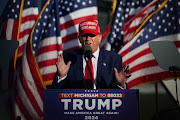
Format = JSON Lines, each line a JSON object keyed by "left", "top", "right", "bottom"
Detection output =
{"left": 44, "top": 89, "right": 139, "bottom": 120}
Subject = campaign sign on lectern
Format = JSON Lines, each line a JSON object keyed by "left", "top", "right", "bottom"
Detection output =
{"left": 43, "top": 89, "right": 139, "bottom": 120}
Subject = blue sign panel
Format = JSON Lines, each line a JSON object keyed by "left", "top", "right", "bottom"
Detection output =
{"left": 44, "top": 89, "right": 139, "bottom": 120}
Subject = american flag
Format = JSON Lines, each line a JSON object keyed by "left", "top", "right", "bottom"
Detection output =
{"left": 59, "top": 0, "right": 98, "bottom": 51}
{"left": 100, "top": 0, "right": 116, "bottom": 50}
{"left": 14, "top": 0, "right": 61, "bottom": 119}
{"left": 123, "top": 0, "right": 158, "bottom": 44}
{"left": 14, "top": 0, "right": 98, "bottom": 119}
{"left": 100, "top": 23, "right": 111, "bottom": 49}
{"left": 107, "top": 0, "right": 157, "bottom": 52}
{"left": 119, "top": 0, "right": 180, "bottom": 89}
{"left": 0, "top": 0, "right": 38, "bottom": 58}
{"left": 0, "top": 0, "right": 21, "bottom": 40}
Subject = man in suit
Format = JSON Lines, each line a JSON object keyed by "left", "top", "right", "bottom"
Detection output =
{"left": 52, "top": 20, "right": 130, "bottom": 89}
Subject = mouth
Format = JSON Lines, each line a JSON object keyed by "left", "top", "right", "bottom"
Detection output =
{"left": 86, "top": 43, "right": 91, "bottom": 45}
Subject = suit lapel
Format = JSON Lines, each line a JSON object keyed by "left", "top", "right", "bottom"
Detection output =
{"left": 97, "top": 49, "right": 104, "bottom": 85}
{"left": 97, "top": 49, "right": 113, "bottom": 88}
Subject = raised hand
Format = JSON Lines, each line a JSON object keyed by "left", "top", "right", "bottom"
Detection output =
{"left": 56, "top": 54, "right": 71, "bottom": 79}
{"left": 114, "top": 64, "right": 131, "bottom": 88}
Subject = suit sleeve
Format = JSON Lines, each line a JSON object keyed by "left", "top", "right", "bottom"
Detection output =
{"left": 97, "top": 51, "right": 123, "bottom": 89}
{"left": 114, "top": 54, "right": 123, "bottom": 72}
{"left": 51, "top": 72, "right": 69, "bottom": 89}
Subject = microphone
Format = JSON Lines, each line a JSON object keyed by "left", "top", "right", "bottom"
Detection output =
{"left": 82, "top": 44, "right": 93, "bottom": 59}
{"left": 82, "top": 44, "right": 93, "bottom": 88}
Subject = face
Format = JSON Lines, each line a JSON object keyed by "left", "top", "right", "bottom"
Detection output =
{"left": 79, "top": 33, "right": 102, "bottom": 53}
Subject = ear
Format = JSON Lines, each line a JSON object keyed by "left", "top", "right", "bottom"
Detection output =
{"left": 98, "top": 34, "right": 102, "bottom": 43}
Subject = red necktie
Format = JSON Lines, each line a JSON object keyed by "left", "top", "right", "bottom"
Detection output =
{"left": 85, "top": 58, "right": 94, "bottom": 89}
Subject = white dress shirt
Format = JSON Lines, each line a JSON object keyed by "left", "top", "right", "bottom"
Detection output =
{"left": 83, "top": 47, "right": 99, "bottom": 89}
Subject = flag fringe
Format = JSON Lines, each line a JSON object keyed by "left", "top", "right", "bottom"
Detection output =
{"left": 132, "top": 0, "right": 168, "bottom": 39}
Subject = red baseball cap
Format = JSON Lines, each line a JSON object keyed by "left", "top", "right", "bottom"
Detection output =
{"left": 79, "top": 20, "right": 100, "bottom": 36}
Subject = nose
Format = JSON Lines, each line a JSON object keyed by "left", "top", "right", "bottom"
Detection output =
{"left": 85, "top": 36, "right": 92, "bottom": 41}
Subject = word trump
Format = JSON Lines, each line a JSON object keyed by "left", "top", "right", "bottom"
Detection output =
{"left": 61, "top": 99, "right": 122, "bottom": 110}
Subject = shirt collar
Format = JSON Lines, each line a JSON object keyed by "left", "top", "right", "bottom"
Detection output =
{"left": 93, "top": 47, "right": 100, "bottom": 59}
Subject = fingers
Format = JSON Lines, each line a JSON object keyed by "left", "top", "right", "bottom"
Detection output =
{"left": 115, "top": 65, "right": 130, "bottom": 74}
{"left": 67, "top": 61, "right": 71, "bottom": 67}
{"left": 123, "top": 64, "right": 129, "bottom": 73}
{"left": 57, "top": 53, "right": 64, "bottom": 63}
{"left": 57, "top": 54, "right": 60, "bottom": 62}
{"left": 56, "top": 53, "right": 71, "bottom": 67}
{"left": 126, "top": 74, "right": 131, "bottom": 78}
{"left": 123, "top": 64, "right": 131, "bottom": 73}
{"left": 122, "top": 64, "right": 131, "bottom": 78}
{"left": 58, "top": 54, "right": 63, "bottom": 62}
{"left": 114, "top": 68, "right": 118, "bottom": 76}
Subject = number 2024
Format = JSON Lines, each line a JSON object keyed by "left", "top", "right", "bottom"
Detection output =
{"left": 85, "top": 116, "right": 98, "bottom": 120}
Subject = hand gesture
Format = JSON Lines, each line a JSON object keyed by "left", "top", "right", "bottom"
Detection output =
{"left": 56, "top": 54, "right": 71, "bottom": 79}
{"left": 114, "top": 64, "right": 131, "bottom": 88}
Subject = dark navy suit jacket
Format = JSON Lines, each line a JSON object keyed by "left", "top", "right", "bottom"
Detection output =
{"left": 52, "top": 48, "right": 122, "bottom": 89}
